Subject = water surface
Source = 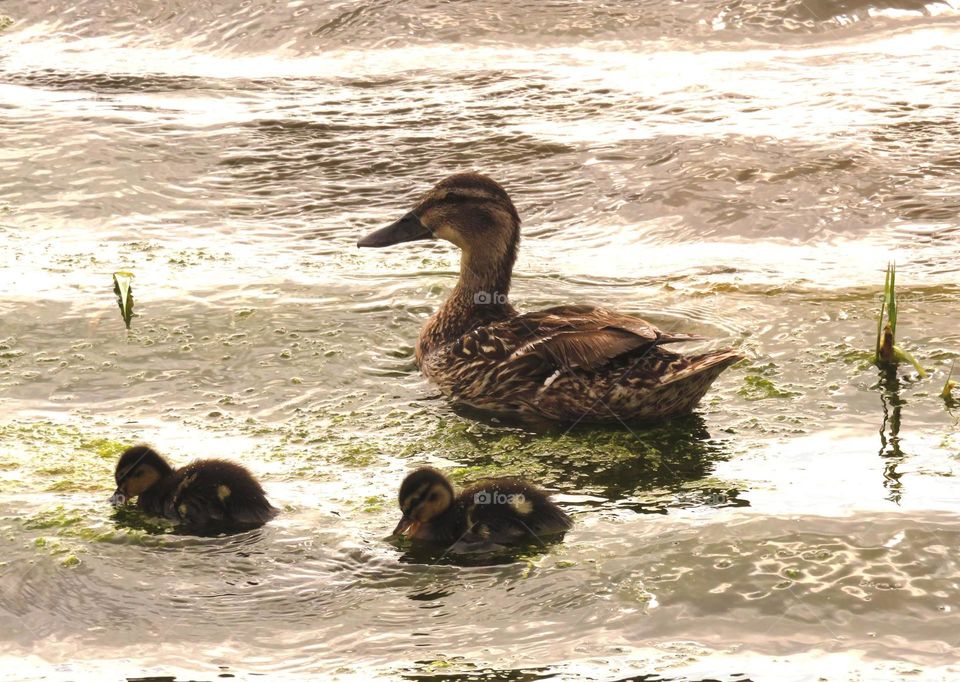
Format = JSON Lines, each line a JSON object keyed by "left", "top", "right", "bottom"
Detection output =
{"left": 1, "top": 1, "right": 959, "bottom": 680}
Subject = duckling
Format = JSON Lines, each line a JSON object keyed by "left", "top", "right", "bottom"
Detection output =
{"left": 358, "top": 172, "right": 743, "bottom": 424}
{"left": 393, "top": 466, "right": 572, "bottom": 548}
{"left": 109, "top": 445, "right": 277, "bottom": 532}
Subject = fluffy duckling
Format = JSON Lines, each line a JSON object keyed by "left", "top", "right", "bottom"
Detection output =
{"left": 109, "top": 445, "right": 277, "bottom": 532}
{"left": 393, "top": 466, "right": 572, "bottom": 548}
{"left": 358, "top": 172, "right": 743, "bottom": 424}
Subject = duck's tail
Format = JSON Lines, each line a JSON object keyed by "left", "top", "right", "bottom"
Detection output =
{"left": 638, "top": 347, "right": 743, "bottom": 419}
{"left": 660, "top": 347, "right": 744, "bottom": 388}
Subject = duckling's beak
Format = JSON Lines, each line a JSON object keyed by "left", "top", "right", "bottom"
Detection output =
{"left": 109, "top": 489, "right": 127, "bottom": 506}
{"left": 392, "top": 515, "right": 421, "bottom": 537}
{"left": 357, "top": 212, "right": 431, "bottom": 248}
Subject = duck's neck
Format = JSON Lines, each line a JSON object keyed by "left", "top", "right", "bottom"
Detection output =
{"left": 417, "top": 247, "right": 517, "bottom": 362}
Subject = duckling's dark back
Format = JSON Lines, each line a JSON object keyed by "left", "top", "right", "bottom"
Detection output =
{"left": 456, "top": 478, "right": 571, "bottom": 546}
{"left": 166, "top": 459, "right": 277, "bottom": 530}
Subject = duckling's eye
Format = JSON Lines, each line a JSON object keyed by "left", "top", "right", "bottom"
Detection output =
{"left": 428, "top": 492, "right": 439, "bottom": 501}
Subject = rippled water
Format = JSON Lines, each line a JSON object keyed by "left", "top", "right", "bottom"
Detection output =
{"left": 1, "top": 1, "right": 959, "bottom": 680}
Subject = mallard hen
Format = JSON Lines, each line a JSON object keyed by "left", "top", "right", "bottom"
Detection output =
{"left": 358, "top": 172, "right": 742, "bottom": 423}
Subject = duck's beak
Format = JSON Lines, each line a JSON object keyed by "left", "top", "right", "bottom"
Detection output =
{"left": 109, "top": 488, "right": 127, "bottom": 506}
{"left": 357, "top": 212, "right": 431, "bottom": 248}
{"left": 392, "top": 515, "right": 421, "bottom": 537}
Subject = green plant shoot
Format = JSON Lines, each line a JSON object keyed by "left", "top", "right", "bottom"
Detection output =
{"left": 943, "top": 360, "right": 957, "bottom": 400}
{"left": 873, "top": 261, "right": 925, "bottom": 377}
{"left": 886, "top": 261, "right": 897, "bottom": 337}
{"left": 874, "top": 262, "right": 894, "bottom": 362}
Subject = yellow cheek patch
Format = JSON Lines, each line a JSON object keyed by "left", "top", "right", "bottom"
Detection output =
{"left": 217, "top": 485, "right": 231, "bottom": 502}
{"left": 510, "top": 498, "right": 534, "bottom": 515}
{"left": 178, "top": 503, "right": 189, "bottom": 517}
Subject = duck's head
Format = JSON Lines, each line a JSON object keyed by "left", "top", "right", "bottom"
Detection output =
{"left": 358, "top": 173, "right": 521, "bottom": 273}
{"left": 110, "top": 445, "right": 173, "bottom": 506}
{"left": 393, "top": 466, "right": 455, "bottom": 537}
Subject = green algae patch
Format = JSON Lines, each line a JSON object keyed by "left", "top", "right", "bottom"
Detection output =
{"left": 24, "top": 501, "right": 175, "bottom": 549}
{"left": 79, "top": 438, "right": 128, "bottom": 460}
{"left": 738, "top": 375, "right": 802, "bottom": 401}
{"left": 22, "top": 503, "right": 120, "bottom": 544}
{"left": 0, "top": 421, "right": 127, "bottom": 495}
{"left": 400, "top": 413, "right": 735, "bottom": 501}
{"left": 333, "top": 442, "right": 381, "bottom": 468}
{"left": 110, "top": 504, "right": 177, "bottom": 536}
{"left": 447, "top": 464, "right": 528, "bottom": 485}
{"left": 24, "top": 505, "right": 84, "bottom": 530}
{"left": 32, "top": 533, "right": 87, "bottom": 566}
{"left": 60, "top": 554, "right": 81, "bottom": 568}
{"left": 250, "top": 410, "right": 388, "bottom": 472}
{"left": 360, "top": 495, "right": 387, "bottom": 513}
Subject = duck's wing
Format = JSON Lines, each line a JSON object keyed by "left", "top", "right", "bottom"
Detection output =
{"left": 458, "top": 481, "right": 573, "bottom": 546}
{"left": 165, "top": 462, "right": 277, "bottom": 529}
{"left": 461, "top": 507, "right": 552, "bottom": 546}
{"left": 458, "top": 305, "right": 702, "bottom": 373}
{"left": 163, "top": 473, "right": 225, "bottom": 527}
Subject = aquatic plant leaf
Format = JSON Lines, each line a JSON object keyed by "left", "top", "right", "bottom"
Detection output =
{"left": 874, "top": 261, "right": 918, "bottom": 375}
{"left": 874, "top": 286, "right": 886, "bottom": 362}
{"left": 112, "top": 271, "right": 134, "bottom": 329}
{"left": 874, "top": 261, "right": 895, "bottom": 362}
{"left": 891, "top": 345, "right": 926, "bottom": 378}
{"left": 873, "top": 296, "right": 887, "bottom": 363}
{"left": 886, "top": 261, "right": 897, "bottom": 337}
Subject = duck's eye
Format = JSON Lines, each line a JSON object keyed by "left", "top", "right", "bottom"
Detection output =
{"left": 428, "top": 492, "right": 438, "bottom": 501}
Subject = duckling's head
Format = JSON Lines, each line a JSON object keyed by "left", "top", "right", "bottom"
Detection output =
{"left": 110, "top": 445, "right": 173, "bottom": 506}
{"left": 393, "top": 466, "right": 455, "bottom": 537}
{"left": 358, "top": 173, "right": 520, "bottom": 272}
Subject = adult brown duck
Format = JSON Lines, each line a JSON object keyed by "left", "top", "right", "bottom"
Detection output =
{"left": 358, "top": 172, "right": 742, "bottom": 424}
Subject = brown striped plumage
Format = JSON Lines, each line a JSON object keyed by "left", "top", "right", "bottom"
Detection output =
{"left": 358, "top": 172, "right": 743, "bottom": 424}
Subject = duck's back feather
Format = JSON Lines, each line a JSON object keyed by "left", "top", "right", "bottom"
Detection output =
{"left": 450, "top": 478, "right": 572, "bottom": 547}
{"left": 445, "top": 305, "right": 695, "bottom": 375}
{"left": 143, "top": 459, "right": 277, "bottom": 530}
{"left": 421, "top": 304, "right": 739, "bottom": 423}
